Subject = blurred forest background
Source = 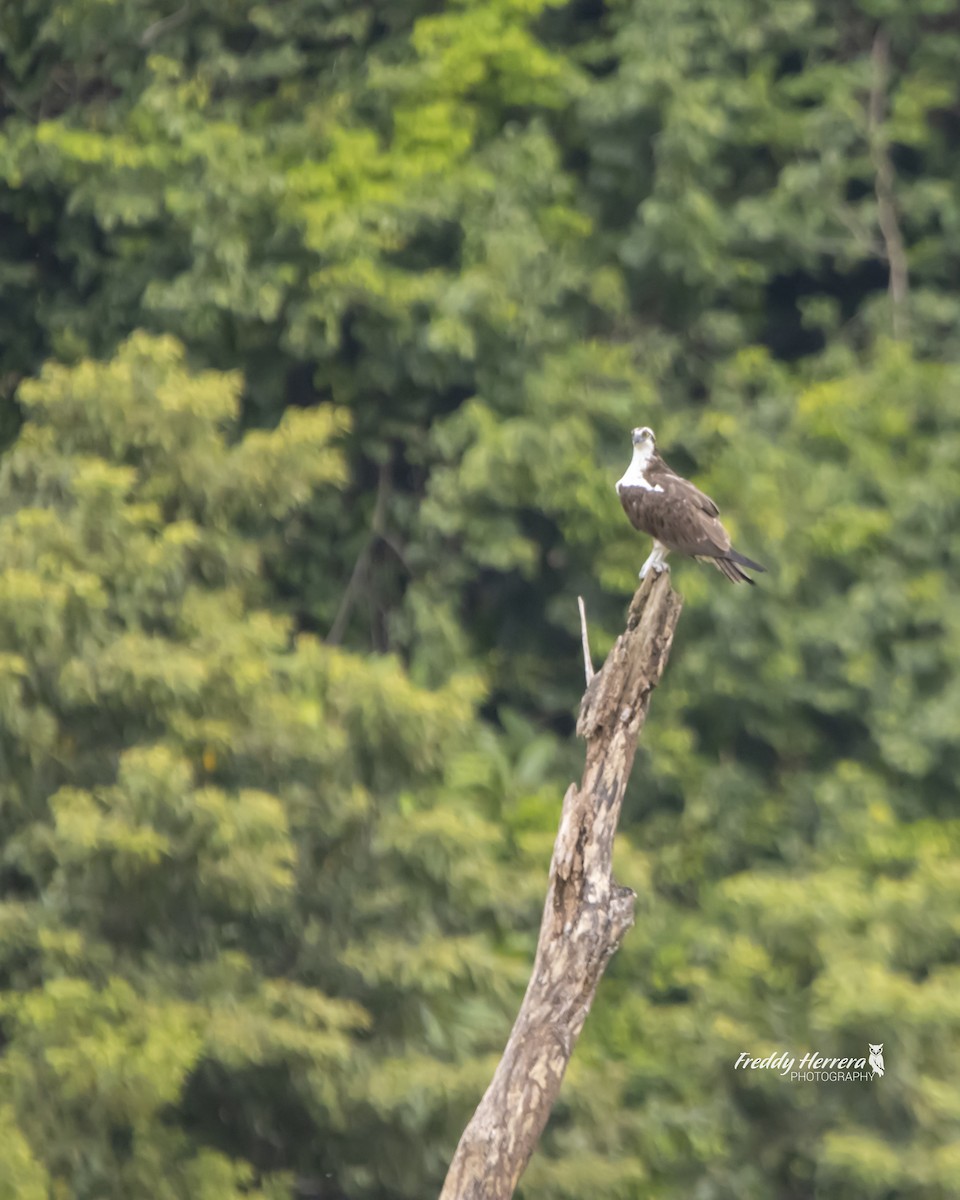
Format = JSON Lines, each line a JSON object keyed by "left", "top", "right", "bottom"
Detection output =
{"left": 1, "top": 1, "right": 959, "bottom": 1197}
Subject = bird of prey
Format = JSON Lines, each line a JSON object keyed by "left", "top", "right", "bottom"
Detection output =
{"left": 617, "top": 426, "right": 766, "bottom": 584}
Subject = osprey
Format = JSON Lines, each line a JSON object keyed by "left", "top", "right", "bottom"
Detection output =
{"left": 617, "top": 426, "right": 766, "bottom": 584}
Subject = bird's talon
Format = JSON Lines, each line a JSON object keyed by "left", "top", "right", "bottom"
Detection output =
{"left": 639, "top": 556, "right": 668, "bottom": 581}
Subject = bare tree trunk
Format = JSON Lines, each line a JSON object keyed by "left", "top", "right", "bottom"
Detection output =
{"left": 868, "top": 29, "right": 910, "bottom": 341}
{"left": 440, "top": 572, "right": 683, "bottom": 1200}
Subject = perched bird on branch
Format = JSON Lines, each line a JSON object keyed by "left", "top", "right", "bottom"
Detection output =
{"left": 617, "top": 426, "right": 766, "bottom": 584}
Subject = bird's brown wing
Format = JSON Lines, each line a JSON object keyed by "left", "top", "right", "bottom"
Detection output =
{"left": 620, "top": 470, "right": 732, "bottom": 560}
{"left": 673, "top": 475, "right": 719, "bottom": 518}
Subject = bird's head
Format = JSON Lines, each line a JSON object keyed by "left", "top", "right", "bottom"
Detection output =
{"left": 631, "top": 426, "right": 656, "bottom": 449}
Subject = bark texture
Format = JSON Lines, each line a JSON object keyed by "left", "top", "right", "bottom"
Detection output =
{"left": 440, "top": 571, "right": 683, "bottom": 1200}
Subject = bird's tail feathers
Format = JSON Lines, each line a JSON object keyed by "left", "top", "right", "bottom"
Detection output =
{"left": 728, "top": 548, "right": 766, "bottom": 574}
{"left": 713, "top": 555, "right": 756, "bottom": 585}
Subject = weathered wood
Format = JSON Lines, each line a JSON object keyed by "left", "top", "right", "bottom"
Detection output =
{"left": 440, "top": 571, "right": 683, "bottom": 1200}
{"left": 577, "top": 594, "right": 594, "bottom": 685}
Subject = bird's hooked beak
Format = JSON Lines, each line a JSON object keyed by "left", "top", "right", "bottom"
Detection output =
{"left": 632, "top": 426, "right": 655, "bottom": 448}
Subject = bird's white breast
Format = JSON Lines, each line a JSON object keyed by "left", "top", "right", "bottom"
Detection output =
{"left": 616, "top": 445, "right": 664, "bottom": 493}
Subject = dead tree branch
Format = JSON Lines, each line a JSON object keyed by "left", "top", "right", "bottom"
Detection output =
{"left": 868, "top": 29, "right": 910, "bottom": 340}
{"left": 440, "top": 571, "right": 683, "bottom": 1200}
{"left": 140, "top": 5, "right": 190, "bottom": 47}
{"left": 577, "top": 595, "right": 594, "bottom": 685}
{"left": 326, "top": 462, "right": 390, "bottom": 646}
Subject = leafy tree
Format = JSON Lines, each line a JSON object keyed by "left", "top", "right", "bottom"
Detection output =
{"left": 2, "top": 1, "right": 960, "bottom": 1197}
{"left": 522, "top": 344, "right": 960, "bottom": 1199}
{"left": 0, "top": 335, "right": 545, "bottom": 1199}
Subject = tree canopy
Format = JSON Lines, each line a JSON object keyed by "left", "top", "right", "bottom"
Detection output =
{"left": 1, "top": 1, "right": 959, "bottom": 1197}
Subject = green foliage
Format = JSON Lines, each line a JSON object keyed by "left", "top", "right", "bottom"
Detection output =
{"left": 3, "top": 0, "right": 960, "bottom": 1197}
{"left": 0, "top": 338, "right": 540, "bottom": 1198}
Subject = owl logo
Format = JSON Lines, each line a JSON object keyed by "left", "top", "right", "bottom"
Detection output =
{"left": 868, "top": 1043, "right": 884, "bottom": 1078}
